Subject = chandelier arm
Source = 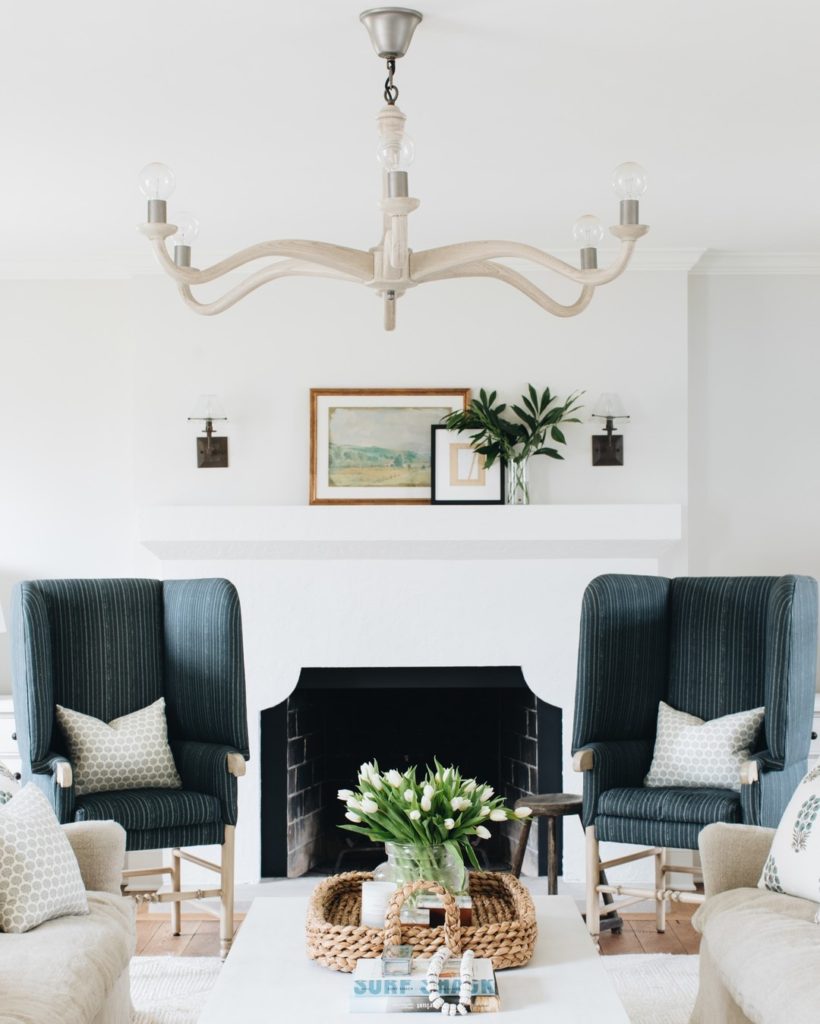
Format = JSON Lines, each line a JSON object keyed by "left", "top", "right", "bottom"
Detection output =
{"left": 146, "top": 235, "right": 374, "bottom": 285}
{"left": 175, "top": 259, "right": 366, "bottom": 317}
{"left": 410, "top": 238, "right": 638, "bottom": 287}
{"left": 423, "top": 260, "right": 596, "bottom": 318}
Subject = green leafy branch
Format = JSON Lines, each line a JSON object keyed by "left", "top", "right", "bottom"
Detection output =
{"left": 442, "top": 385, "right": 584, "bottom": 468}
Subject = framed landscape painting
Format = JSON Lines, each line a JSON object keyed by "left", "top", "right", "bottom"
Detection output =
{"left": 310, "top": 388, "right": 471, "bottom": 504}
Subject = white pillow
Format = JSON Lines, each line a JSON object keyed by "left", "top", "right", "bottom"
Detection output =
{"left": 759, "top": 764, "right": 820, "bottom": 908}
{"left": 0, "top": 784, "right": 88, "bottom": 932}
{"left": 56, "top": 697, "right": 182, "bottom": 797}
{"left": 644, "top": 700, "right": 765, "bottom": 792}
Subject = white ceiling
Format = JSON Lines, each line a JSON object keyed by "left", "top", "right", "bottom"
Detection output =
{"left": 3, "top": 0, "right": 819, "bottom": 267}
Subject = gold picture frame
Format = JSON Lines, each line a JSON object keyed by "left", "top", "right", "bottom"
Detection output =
{"left": 310, "top": 388, "right": 471, "bottom": 505}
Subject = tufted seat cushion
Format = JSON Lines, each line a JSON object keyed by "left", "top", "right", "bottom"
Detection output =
{"left": 596, "top": 785, "right": 743, "bottom": 848}
{"left": 74, "top": 788, "right": 221, "bottom": 831}
{"left": 598, "top": 786, "right": 742, "bottom": 824}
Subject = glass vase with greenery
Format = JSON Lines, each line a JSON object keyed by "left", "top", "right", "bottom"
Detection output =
{"left": 338, "top": 759, "right": 531, "bottom": 898}
{"left": 442, "top": 385, "right": 583, "bottom": 504}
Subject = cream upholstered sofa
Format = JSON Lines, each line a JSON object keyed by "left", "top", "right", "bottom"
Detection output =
{"left": 691, "top": 822, "right": 820, "bottom": 1024}
{"left": 0, "top": 820, "right": 134, "bottom": 1024}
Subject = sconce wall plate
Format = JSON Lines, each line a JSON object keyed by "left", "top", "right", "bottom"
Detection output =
{"left": 197, "top": 436, "right": 229, "bottom": 468}
{"left": 592, "top": 434, "right": 624, "bottom": 467}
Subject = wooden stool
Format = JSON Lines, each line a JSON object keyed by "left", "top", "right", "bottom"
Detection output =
{"left": 510, "top": 793, "right": 622, "bottom": 934}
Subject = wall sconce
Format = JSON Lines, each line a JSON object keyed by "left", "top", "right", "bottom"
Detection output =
{"left": 591, "top": 393, "right": 630, "bottom": 466}
{"left": 188, "top": 394, "right": 229, "bottom": 468}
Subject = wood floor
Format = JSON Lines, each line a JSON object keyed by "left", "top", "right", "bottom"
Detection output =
{"left": 136, "top": 905, "right": 700, "bottom": 958}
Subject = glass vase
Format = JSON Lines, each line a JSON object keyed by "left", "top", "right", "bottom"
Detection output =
{"left": 373, "top": 842, "right": 467, "bottom": 922}
{"left": 506, "top": 456, "right": 530, "bottom": 505}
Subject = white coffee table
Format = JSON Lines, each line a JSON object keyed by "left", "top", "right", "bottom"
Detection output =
{"left": 198, "top": 894, "right": 629, "bottom": 1022}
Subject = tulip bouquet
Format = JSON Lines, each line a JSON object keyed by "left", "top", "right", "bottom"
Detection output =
{"left": 338, "top": 759, "right": 531, "bottom": 893}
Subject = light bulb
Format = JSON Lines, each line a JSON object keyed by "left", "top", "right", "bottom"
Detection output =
{"left": 572, "top": 214, "right": 605, "bottom": 248}
{"left": 612, "top": 162, "right": 648, "bottom": 200}
{"left": 173, "top": 211, "right": 200, "bottom": 246}
{"left": 376, "top": 135, "right": 415, "bottom": 172}
{"left": 137, "top": 162, "right": 176, "bottom": 201}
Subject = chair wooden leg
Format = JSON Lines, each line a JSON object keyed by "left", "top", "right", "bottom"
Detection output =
{"left": 655, "top": 845, "right": 667, "bottom": 933}
{"left": 171, "top": 847, "right": 181, "bottom": 936}
{"left": 585, "top": 825, "right": 601, "bottom": 939}
{"left": 220, "top": 825, "right": 236, "bottom": 959}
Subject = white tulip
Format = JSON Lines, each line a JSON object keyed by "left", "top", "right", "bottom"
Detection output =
{"left": 403, "top": 789, "right": 414, "bottom": 802}
{"left": 345, "top": 811, "right": 362, "bottom": 823}
{"left": 489, "top": 808, "right": 507, "bottom": 822}
{"left": 348, "top": 798, "right": 362, "bottom": 812}
{"left": 479, "top": 805, "right": 490, "bottom": 817}
{"left": 359, "top": 762, "right": 373, "bottom": 779}
{"left": 463, "top": 780, "right": 477, "bottom": 794}
{"left": 423, "top": 784, "right": 435, "bottom": 799}
{"left": 409, "top": 809, "right": 421, "bottom": 821}
{"left": 361, "top": 798, "right": 379, "bottom": 815}
{"left": 481, "top": 786, "right": 494, "bottom": 801}
{"left": 442, "top": 768, "right": 452, "bottom": 781}
{"left": 443, "top": 818, "right": 455, "bottom": 830}
{"left": 421, "top": 795, "right": 432, "bottom": 812}
{"left": 435, "top": 773, "right": 442, "bottom": 783}
{"left": 476, "top": 825, "right": 491, "bottom": 840}
{"left": 515, "top": 806, "right": 533, "bottom": 818}
{"left": 387, "top": 769, "right": 403, "bottom": 788}
{"left": 451, "top": 797, "right": 471, "bottom": 813}
{"left": 371, "top": 776, "right": 384, "bottom": 791}
{"left": 337, "top": 789, "right": 354, "bottom": 802}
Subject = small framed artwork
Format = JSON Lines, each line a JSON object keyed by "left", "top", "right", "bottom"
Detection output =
{"left": 310, "top": 388, "right": 471, "bottom": 504}
{"left": 430, "top": 425, "right": 505, "bottom": 505}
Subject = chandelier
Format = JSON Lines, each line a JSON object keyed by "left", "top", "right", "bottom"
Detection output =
{"left": 137, "top": 8, "right": 649, "bottom": 331}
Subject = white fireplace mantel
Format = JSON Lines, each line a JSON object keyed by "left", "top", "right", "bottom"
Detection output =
{"left": 138, "top": 504, "right": 682, "bottom": 560}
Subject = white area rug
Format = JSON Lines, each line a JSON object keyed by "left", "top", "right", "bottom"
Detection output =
{"left": 602, "top": 954, "right": 699, "bottom": 1024}
{"left": 131, "top": 953, "right": 699, "bottom": 1023}
{"left": 131, "top": 957, "right": 222, "bottom": 1024}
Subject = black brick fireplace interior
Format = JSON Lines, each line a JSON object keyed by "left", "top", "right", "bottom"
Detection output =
{"left": 260, "top": 667, "right": 561, "bottom": 879}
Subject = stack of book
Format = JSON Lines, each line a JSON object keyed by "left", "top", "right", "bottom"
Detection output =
{"left": 349, "top": 956, "right": 500, "bottom": 1014}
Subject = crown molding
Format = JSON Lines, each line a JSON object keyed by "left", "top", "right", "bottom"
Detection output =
{"left": 691, "top": 251, "right": 820, "bottom": 275}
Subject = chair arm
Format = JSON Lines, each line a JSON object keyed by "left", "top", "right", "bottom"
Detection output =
{"left": 572, "top": 739, "right": 654, "bottom": 827}
{"left": 170, "top": 739, "right": 246, "bottom": 826}
{"left": 28, "top": 751, "right": 75, "bottom": 822}
{"left": 62, "top": 821, "right": 126, "bottom": 894}
{"left": 698, "top": 822, "right": 775, "bottom": 899}
{"left": 739, "top": 755, "right": 806, "bottom": 827}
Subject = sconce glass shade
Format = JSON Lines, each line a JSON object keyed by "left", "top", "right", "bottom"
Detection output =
{"left": 592, "top": 392, "right": 629, "bottom": 421}
{"left": 188, "top": 393, "right": 227, "bottom": 422}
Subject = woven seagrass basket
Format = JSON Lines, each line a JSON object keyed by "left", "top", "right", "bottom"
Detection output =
{"left": 306, "top": 871, "right": 537, "bottom": 973}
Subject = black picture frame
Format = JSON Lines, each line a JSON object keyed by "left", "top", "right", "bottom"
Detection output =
{"left": 430, "top": 425, "right": 506, "bottom": 505}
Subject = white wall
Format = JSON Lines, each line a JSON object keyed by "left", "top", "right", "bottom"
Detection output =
{"left": 1, "top": 265, "right": 689, "bottom": 692}
{"left": 0, "top": 281, "right": 152, "bottom": 690}
{"left": 688, "top": 272, "right": 820, "bottom": 687}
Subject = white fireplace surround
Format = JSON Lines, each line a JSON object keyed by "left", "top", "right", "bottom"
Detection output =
{"left": 138, "top": 503, "right": 683, "bottom": 887}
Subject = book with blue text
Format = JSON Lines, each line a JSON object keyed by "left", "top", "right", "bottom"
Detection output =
{"left": 349, "top": 957, "right": 500, "bottom": 1013}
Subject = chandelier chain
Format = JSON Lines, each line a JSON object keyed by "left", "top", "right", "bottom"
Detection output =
{"left": 384, "top": 59, "right": 399, "bottom": 105}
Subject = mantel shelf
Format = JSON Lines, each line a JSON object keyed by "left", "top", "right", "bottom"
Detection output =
{"left": 138, "top": 504, "right": 682, "bottom": 561}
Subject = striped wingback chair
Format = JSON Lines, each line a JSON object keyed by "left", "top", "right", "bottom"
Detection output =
{"left": 572, "top": 574, "right": 818, "bottom": 939}
{"left": 10, "top": 577, "right": 249, "bottom": 956}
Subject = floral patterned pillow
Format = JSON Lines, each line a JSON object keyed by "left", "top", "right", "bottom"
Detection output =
{"left": 0, "top": 760, "right": 19, "bottom": 805}
{"left": 759, "top": 763, "right": 820, "bottom": 913}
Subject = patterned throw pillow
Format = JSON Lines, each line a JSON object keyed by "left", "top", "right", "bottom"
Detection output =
{"left": 0, "top": 784, "right": 88, "bottom": 932}
{"left": 0, "top": 760, "right": 19, "bottom": 805}
{"left": 644, "top": 700, "right": 765, "bottom": 792}
{"left": 759, "top": 764, "right": 820, "bottom": 912}
{"left": 55, "top": 697, "right": 182, "bottom": 796}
